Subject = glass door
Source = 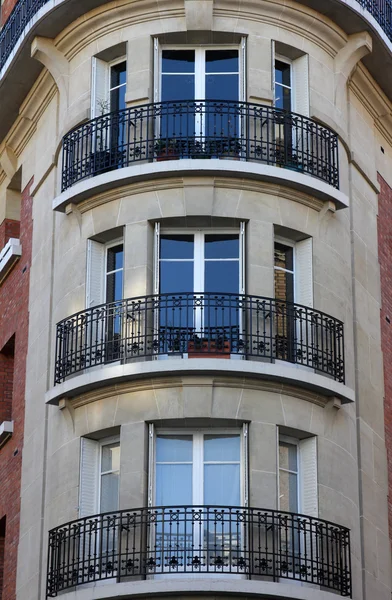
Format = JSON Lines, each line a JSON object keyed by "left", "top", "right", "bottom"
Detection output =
{"left": 158, "top": 232, "right": 240, "bottom": 354}
{"left": 154, "top": 432, "right": 242, "bottom": 573}
{"left": 159, "top": 49, "right": 240, "bottom": 158}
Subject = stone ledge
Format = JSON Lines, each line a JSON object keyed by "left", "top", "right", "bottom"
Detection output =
{"left": 50, "top": 576, "right": 344, "bottom": 600}
{"left": 53, "top": 160, "right": 349, "bottom": 212}
{"left": 46, "top": 358, "right": 355, "bottom": 406}
{"left": 0, "top": 420, "right": 13, "bottom": 449}
{"left": 0, "top": 237, "right": 22, "bottom": 285}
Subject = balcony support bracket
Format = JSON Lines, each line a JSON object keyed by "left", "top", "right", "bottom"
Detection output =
{"left": 31, "top": 37, "right": 69, "bottom": 126}
{"left": 334, "top": 32, "right": 372, "bottom": 114}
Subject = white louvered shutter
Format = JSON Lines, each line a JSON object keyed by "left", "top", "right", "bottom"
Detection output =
{"left": 242, "top": 423, "right": 249, "bottom": 507}
{"left": 91, "top": 57, "right": 110, "bottom": 118}
{"left": 292, "top": 54, "right": 309, "bottom": 117}
{"left": 271, "top": 41, "right": 276, "bottom": 104}
{"left": 86, "top": 240, "right": 105, "bottom": 308}
{"left": 240, "top": 37, "right": 247, "bottom": 102}
{"left": 80, "top": 438, "right": 99, "bottom": 517}
{"left": 148, "top": 424, "right": 155, "bottom": 507}
{"left": 294, "top": 238, "right": 313, "bottom": 308}
{"left": 239, "top": 222, "right": 246, "bottom": 295}
{"left": 153, "top": 223, "right": 160, "bottom": 295}
{"left": 299, "top": 437, "right": 318, "bottom": 517}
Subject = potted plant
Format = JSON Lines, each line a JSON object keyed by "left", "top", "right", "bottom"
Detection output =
{"left": 154, "top": 138, "right": 181, "bottom": 161}
{"left": 88, "top": 99, "right": 125, "bottom": 174}
{"left": 187, "top": 335, "right": 231, "bottom": 358}
{"left": 208, "top": 137, "right": 242, "bottom": 160}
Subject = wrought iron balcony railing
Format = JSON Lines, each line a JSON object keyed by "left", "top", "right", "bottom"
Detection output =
{"left": 61, "top": 100, "right": 339, "bottom": 190}
{"left": 54, "top": 292, "right": 345, "bottom": 384}
{"left": 46, "top": 505, "right": 352, "bottom": 597}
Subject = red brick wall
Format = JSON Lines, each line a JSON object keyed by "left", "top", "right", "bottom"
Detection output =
{"left": 378, "top": 172, "right": 392, "bottom": 547}
{"left": 0, "top": 178, "right": 32, "bottom": 600}
{"left": 0, "top": 0, "right": 18, "bottom": 26}
{"left": 0, "top": 221, "right": 20, "bottom": 249}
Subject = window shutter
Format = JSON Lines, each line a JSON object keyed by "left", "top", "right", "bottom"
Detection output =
{"left": 80, "top": 438, "right": 99, "bottom": 517}
{"left": 271, "top": 41, "right": 276, "bottom": 103}
{"left": 294, "top": 238, "right": 313, "bottom": 308}
{"left": 242, "top": 423, "right": 249, "bottom": 507}
{"left": 91, "top": 57, "right": 109, "bottom": 118}
{"left": 299, "top": 436, "right": 318, "bottom": 517}
{"left": 240, "top": 37, "right": 247, "bottom": 102}
{"left": 239, "top": 222, "right": 246, "bottom": 295}
{"left": 86, "top": 240, "right": 105, "bottom": 308}
{"left": 292, "top": 54, "right": 309, "bottom": 117}
{"left": 154, "top": 38, "right": 160, "bottom": 103}
{"left": 148, "top": 424, "right": 155, "bottom": 507}
{"left": 153, "top": 223, "right": 160, "bottom": 295}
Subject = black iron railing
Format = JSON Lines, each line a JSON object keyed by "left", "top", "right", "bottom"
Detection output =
{"left": 0, "top": 0, "right": 47, "bottom": 70}
{"left": 46, "top": 505, "right": 351, "bottom": 597}
{"left": 54, "top": 292, "right": 345, "bottom": 384}
{"left": 61, "top": 100, "right": 339, "bottom": 190}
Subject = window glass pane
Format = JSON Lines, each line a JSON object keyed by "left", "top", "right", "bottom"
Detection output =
{"left": 107, "top": 245, "right": 124, "bottom": 272}
{"left": 275, "top": 84, "right": 291, "bottom": 111}
{"left": 205, "top": 235, "right": 239, "bottom": 259}
{"left": 161, "top": 235, "right": 194, "bottom": 259}
{"left": 205, "top": 261, "right": 239, "bottom": 294}
{"left": 279, "top": 442, "right": 298, "bottom": 471}
{"left": 161, "top": 75, "right": 195, "bottom": 103}
{"left": 279, "top": 470, "right": 298, "bottom": 513}
{"left": 160, "top": 262, "right": 194, "bottom": 295}
{"left": 204, "top": 464, "right": 240, "bottom": 505}
{"left": 162, "top": 50, "right": 195, "bottom": 73}
{"left": 110, "top": 62, "right": 126, "bottom": 87}
{"left": 156, "top": 464, "right": 192, "bottom": 505}
{"left": 111, "top": 86, "right": 126, "bottom": 112}
{"left": 274, "top": 268, "right": 293, "bottom": 303}
{"left": 101, "top": 443, "right": 120, "bottom": 472}
{"left": 156, "top": 435, "right": 193, "bottom": 462}
{"left": 100, "top": 472, "right": 119, "bottom": 513}
{"left": 206, "top": 74, "right": 238, "bottom": 102}
{"left": 204, "top": 434, "right": 240, "bottom": 461}
{"left": 275, "top": 243, "right": 293, "bottom": 271}
{"left": 206, "top": 50, "right": 238, "bottom": 73}
{"left": 275, "top": 61, "right": 291, "bottom": 86}
{"left": 106, "top": 270, "right": 123, "bottom": 303}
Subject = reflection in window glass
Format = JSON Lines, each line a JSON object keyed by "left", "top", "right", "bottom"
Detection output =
{"left": 274, "top": 242, "right": 294, "bottom": 303}
{"left": 279, "top": 441, "right": 298, "bottom": 513}
{"left": 275, "top": 60, "right": 291, "bottom": 111}
{"left": 100, "top": 442, "right": 120, "bottom": 513}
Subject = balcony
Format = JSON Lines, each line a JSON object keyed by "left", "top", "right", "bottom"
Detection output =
{"left": 54, "top": 292, "right": 345, "bottom": 385}
{"left": 61, "top": 100, "right": 339, "bottom": 191}
{"left": 46, "top": 504, "right": 351, "bottom": 597}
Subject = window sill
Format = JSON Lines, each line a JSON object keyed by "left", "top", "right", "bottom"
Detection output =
{"left": 0, "top": 421, "right": 13, "bottom": 449}
{"left": 0, "top": 237, "right": 22, "bottom": 285}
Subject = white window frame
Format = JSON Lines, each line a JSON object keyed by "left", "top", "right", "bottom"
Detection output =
{"left": 108, "top": 57, "right": 127, "bottom": 110}
{"left": 79, "top": 435, "right": 120, "bottom": 517}
{"left": 274, "top": 236, "right": 295, "bottom": 301}
{"left": 86, "top": 237, "right": 124, "bottom": 309}
{"left": 156, "top": 227, "right": 245, "bottom": 296}
{"left": 274, "top": 236, "right": 313, "bottom": 308}
{"left": 104, "top": 238, "right": 124, "bottom": 304}
{"left": 150, "top": 426, "right": 248, "bottom": 508}
{"left": 97, "top": 436, "right": 121, "bottom": 514}
{"left": 274, "top": 55, "right": 293, "bottom": 111}
{"left": 278, "top": 434, "right": 300, "bottom": 513}
{"left": 156, "top": 45, "right": 245, "bottom": 102}
{"left": 91, "top": 55, "right": 126, "bottom": 118}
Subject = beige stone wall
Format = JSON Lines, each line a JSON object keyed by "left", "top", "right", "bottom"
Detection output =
{"left": 0, "top": 1, "right": 389, "bottom": 600}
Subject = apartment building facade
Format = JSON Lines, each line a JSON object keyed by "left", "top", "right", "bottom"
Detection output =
{"left": 1, "top": 1, "right": 392, "bottom": 600}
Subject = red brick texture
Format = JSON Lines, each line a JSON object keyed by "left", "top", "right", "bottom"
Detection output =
{"left": 378, "top": 172, "right": 392, "bottom": 548}
{"left": 0, "top": 178, "right": 33, "bottom": 600}
{"left": 0, "top": 0, "right": 18, "bottom": 26}
{"left": 0, "top": 221, "right": 20, "bottom": 249}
